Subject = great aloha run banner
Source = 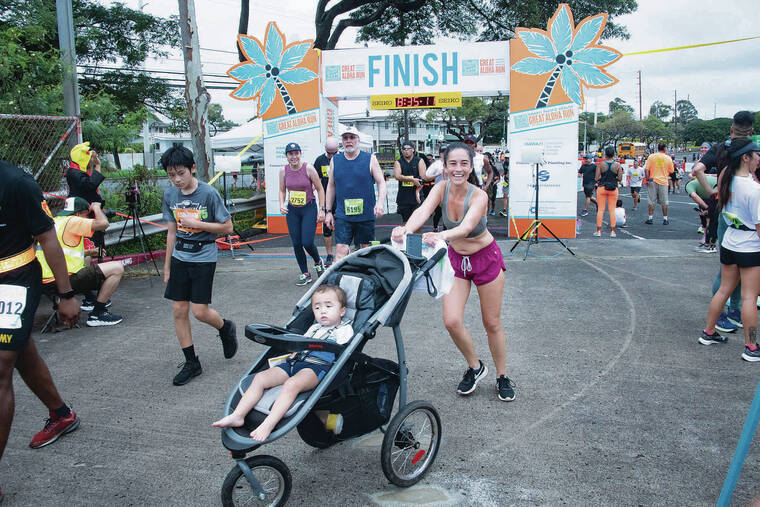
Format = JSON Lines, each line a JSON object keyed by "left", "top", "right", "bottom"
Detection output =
{"left": 507, "top": 4, "right": 621, "bottom": 238}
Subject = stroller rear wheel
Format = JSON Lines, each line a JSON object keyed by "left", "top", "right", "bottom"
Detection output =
{"left": 221, "top": 455, "right": 291, "bottom": 507}
{"left": 381, "top": 400, "right": 442, "bottom": 487}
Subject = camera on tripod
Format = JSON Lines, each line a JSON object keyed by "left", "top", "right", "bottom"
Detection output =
{"left": 125, "top": 183, "right": 140, "bottom": 205}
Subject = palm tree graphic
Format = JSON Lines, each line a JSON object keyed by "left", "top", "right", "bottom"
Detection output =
{"left": 228, "top": 23, "right": 318, "bottom": 116}
{"left": 511, "top": 4, "right": 621, "bottom": 109}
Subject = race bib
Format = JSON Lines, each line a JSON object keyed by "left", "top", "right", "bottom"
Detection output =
{"left": 502, "top": 180, "right": 509, "bottom": 188}
{"left": 289, "top": 191, "right": 307, "bottom": 206}
{"left": 0, "top": 285, "right": 27, "bottom": 330}
{"left": 402, "top": 180, "right": 414, "bottom": 187}
{"left": 632, "top": 171, "right": 640, "bottom": 177}
{"left": 173, "top": 208, "right": 202, "bottom": 233}
{"left": 344, "top": 198, "right": 364, "bottom": 216}
{"left": 320, "top": 165, "right": 329, "bottom": 178}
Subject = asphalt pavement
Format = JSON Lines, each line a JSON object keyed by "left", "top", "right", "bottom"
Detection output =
{"left": 5, "top": 185, "right": 760, "bottom": 506}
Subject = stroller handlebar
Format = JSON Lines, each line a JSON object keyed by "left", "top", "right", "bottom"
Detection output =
{"left": 244, "top": 323, "right": 349, "bottom": 355}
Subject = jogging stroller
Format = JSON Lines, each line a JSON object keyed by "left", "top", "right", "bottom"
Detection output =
{"left": 219, "top": 244, "right": 447, "bottom": 506}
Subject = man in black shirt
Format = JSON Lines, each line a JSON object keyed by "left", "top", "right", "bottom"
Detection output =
{"left": 313, "top": 138, "right": 339, "bottom": 267}
{"left": 578, "top": 155, "right": 598, "bottom": 216}
{"left": 0, "top": 160, "right": 81, "bottom": 499}
{"left": 394, "top": 141, "right": 426, "bottom": 224}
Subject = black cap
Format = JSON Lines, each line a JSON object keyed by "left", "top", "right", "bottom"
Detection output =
{"left": 463, "top": 134, "right": 477, "bottom": 144}
{"left": 285, "top": 142, "right": 301, "bottom": 153}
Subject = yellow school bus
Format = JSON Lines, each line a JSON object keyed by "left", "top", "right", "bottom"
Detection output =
{"left": 617, "top": 142, "right": 646, "bottom": 158}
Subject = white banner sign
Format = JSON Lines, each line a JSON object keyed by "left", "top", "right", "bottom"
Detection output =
{"left": 508, "top": 102, "right": 579, "bottom": 222}
{"left": 321, "top": 41, "right": 509, "bottom": 98}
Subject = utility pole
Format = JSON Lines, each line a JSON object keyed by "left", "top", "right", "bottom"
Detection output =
{"left": 56, "top": 0, "right": 81, "bottom": 140}
{"left": 673, "top": 90, "right": 678, "bottom": 152}
{"left": 403, "top": 109, "right": 410, "bottom": 145}
{"left": 178, "top": 0, "right": 213, "bottom": 181}
{"left": 139, "top": 0, "right": 153, "bottom": 169}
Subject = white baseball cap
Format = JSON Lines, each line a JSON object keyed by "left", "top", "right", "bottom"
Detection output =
{"left": 340, "top": 125, "right": 360, "bottom": 138}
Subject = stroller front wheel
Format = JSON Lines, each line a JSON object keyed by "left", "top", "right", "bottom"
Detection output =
{"left": 381, "top": 400, "right": 442, "bottom": 487}
{"left": 221, "top": 455, "right": 291, "bottom": 507}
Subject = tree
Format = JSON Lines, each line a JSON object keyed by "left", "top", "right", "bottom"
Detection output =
{"left": 675, "top": 99, "right": 698, "bottom": 124}
{"left": 608, "top": 97, "right": 634, "bottom": 116}
{"left": 596, "top": 111, "right": 637, "bottom": 147}
{"left": 80, "top": 94, "right": 146, "bottom": 169}
{"left": 640, "top": 114, "right": 671, "bottom": 150}
{"left": 166, "top": 100, "right": 239, "bottom": 136}
{"left": 681, "top": 117, "right": 731, "bottom": 146}
{"left": 429, "top": 96, "right": 506, "bottom": 143}
{"left": 648, "top": 100, "right": 672, "bottom": 121}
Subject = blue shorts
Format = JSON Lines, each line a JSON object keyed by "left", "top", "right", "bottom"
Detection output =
{"left": 334, "top": 218, "right": 375, "bottom": 247}
{"left": 276, "top": 359, "right": 329, "bottom": 380}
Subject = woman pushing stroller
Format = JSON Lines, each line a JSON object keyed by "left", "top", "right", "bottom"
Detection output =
{"left": 391, "top": 142, "right": 516, "bottom": 402}
{"left": 213, "top": 284, "right": 352, "bottom": 441}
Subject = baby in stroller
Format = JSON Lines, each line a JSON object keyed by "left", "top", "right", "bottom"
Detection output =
{"left": 213, "top": 284, "right": 353, "bottom": 441}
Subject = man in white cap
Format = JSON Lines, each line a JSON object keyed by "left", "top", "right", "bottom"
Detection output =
{"left": 314, "top": 137, "right": 339, "bottom": 266}
{"left": 324, "top": 126, "right": 386, "bottom": 260}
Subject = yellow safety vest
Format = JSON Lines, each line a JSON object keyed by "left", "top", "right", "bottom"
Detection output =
{"left": 36, "top": 216, "right": 86, "bottom": 281}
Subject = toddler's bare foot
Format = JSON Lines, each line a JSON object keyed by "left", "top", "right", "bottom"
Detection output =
{"left": 250, "top": 422, "right": 275, "bottom": 442}
{"left": 212, "top": 414, "right": 244, "bottom": 428}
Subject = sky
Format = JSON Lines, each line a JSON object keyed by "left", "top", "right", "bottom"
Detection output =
{"left": 107, "top": 0, "right": 760, "bottom": 124}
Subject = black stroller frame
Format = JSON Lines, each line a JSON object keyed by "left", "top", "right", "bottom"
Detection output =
{"left": 219, "top": 244, "right": 447, "bottom": 506}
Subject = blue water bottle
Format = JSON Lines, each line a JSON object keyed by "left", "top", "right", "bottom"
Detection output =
{"left": 576, "top": 218, "right": 582, "bottom": 234}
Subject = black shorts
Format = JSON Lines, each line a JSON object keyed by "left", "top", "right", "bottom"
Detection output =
{"left": 397, "top": 204, "right": 419, "bottom": 222}
{"left": 69, "top": 265, "right": 105, "bottom": 294}
{"left": 720, "top": 246, "right": 760, "bottom": 268}
{"left": 583, "top": 185, "right": 595, "bottom": 198}
{"left": 0, "top": 261, "right": 43, "bottom": 351}
{"left": 164, "top": 257, "right": 216, "bottom": 304}
{"left": 322, "top": 221, "right": 333, "bottom": 238}
{"left": 630, "top": 186, "right": 641, "bottom": 195}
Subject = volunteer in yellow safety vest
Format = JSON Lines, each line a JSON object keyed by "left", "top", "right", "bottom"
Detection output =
{"left": 36, "top": 197, "right": 124, "bottom": 327}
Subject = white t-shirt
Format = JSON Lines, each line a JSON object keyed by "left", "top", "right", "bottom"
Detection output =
{"left": 626, "top": 167, "right": 645, "bottom": 187}
{"left": 426, "top": 159, "right": 445, "bottom": 184}
{"left": 305, "top": 320, "right": 354, "bottom": 345}
{"left": 473, "top": 153, "right": 484, "bottom": 186}
{"left": 722, "top": 175, "right": 760, "bottom": 253}
{"left": 614, "top": 207, "right": 626, "bottom": 226}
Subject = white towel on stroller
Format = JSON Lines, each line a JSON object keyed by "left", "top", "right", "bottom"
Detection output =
{"left": 391, "top": 238, "right": 453, "bottom": 298}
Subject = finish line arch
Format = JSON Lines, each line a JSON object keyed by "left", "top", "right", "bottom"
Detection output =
{"left": 227, "top": 4, "right": 621, "bottom": 238}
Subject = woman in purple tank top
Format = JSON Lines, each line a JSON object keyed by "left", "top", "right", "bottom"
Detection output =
{"left": 279, "top": 142, "right": 326, "bottom": 286}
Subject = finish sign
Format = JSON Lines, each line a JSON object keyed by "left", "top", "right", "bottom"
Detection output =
{"left": 370, "top": 92, "right": 462, "bottom": 110}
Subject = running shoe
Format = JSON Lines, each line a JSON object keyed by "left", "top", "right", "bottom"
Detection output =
{"left": 645, "top": 219, "right": 653, "bottom": 225}
{"left": 699, "top": 329, "right": 729, "bottom": 345}
{"left": 496, "top": 375, "right": 516, "bottom": 402}
{"left": 173, "top": 357, "right": 202, "bottom": 386}
{"left": 727, "top": 309, "right": 743, "bottom": 328}
{"left": 81, "top": 298, "right": 111, "bottom": 312}
{"left": 581, "top": 209, "right": 589, "bottom": 217}
{"left": 593, "top": 231, "right": 601, "bottom": 237}
{"left": 219, "top": 319, "right": 238, "bottom": 359}
{"left": 456, "top": 360, "right": 487, "bottom": 395}
{"left": 314, "top": 262, "right": 325, "bottom": 277}
{"left": 489, "top": 211, "right": 496, "bottom": 216}
{"left": 663, "top": 219, "right": 669, "bottom": 225}
{"left": 499, "top": 209, "right": 508, "bottom": 217}
{"left": 86, "top": 310, "right": 123, "bottom": 327}
{"left": 694, "top": 244, "right": 707, "bottom": 252}
{"left": 701, "top": 245, "right": 716, "bottom": 254}
{"left": 610, "top": 231, "right": 617, "bottom": 238}
{"left": 742, "top": 345, "right": 760, "bottom": 362}
{"left": 697, "top": 226, "right": 705, "bottom": 234}
{"left": 325, "top": 254, "right": 334, "bottom": 268}
{"left": 29, "top": 410, "right": 80, "bottom": 448}
{"left": 296, "top": 273, "right": 312, "bottom": 286}
{"left": 715, "top": 313, "right": 738, "bottom": 333}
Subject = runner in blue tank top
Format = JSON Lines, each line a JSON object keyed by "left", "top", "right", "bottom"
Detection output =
{"left": 324, "top": 126, "right": 387, "bottom": 260}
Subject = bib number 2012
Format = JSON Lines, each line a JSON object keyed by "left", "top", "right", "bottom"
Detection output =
{"left": 0, "top": 285, "right": 27, "bottom": 329}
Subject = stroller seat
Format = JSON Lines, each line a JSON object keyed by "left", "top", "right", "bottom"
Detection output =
{"left": 236, "top": 271, "right": 383, "bottom": 432}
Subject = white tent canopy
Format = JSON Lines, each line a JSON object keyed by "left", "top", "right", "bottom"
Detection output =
{"left": 211, "top": 118, "right": 262, "bottom": 150}
{"left": 210, "top": 118, "right": 373, "bottom": 153}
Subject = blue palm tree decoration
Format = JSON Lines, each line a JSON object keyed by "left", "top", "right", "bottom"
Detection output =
{"left": 511, "top": 4, "right": 621, "bottom": 109}
{"left": 228, "top": 23, "right": 318, "bottom": 116}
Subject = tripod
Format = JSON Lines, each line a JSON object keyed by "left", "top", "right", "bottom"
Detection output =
{"left": 221, "top": 171, "right": 255, "bottom": 258}
{"left": 510, "top": 162, "right": 575, "bottom": 259}
{"left": 113, "top": 198, "right": 161, "bottom": 282}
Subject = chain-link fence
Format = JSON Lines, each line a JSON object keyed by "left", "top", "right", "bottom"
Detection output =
{"left": 0, "top": 114, "right": 81, "bottom": 213}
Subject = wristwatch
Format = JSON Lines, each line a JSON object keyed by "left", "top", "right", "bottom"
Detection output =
{"left": 58, "top": 289, "right": 76, "bottom": 300}
{"left": 321, "top": 206, "right": 327, "bottom": 212}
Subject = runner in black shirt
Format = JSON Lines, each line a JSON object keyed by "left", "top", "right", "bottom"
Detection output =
{"left": 578, "top": 155, "right": 598, "bottom": 216}
{"left": 314, "top": 138, "right": 339, "bottom": 266}
{"left": 0, "top": 160, "right": 81, "bottom": 500}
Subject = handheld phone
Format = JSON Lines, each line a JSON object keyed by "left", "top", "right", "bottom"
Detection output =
{"left": 406, "top": 233, "right": 423, "bottom": 257}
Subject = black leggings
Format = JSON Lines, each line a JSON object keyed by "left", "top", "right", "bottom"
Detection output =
{"left": 286, "top": 201, "right": 321, "bottom": 273}
{"left": 706, "top": 194, "right": 719, "bottom": 245}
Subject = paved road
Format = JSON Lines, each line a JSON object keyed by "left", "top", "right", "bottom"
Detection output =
{"left": 6, "top": 186, "right": 758, "bottom": 506}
